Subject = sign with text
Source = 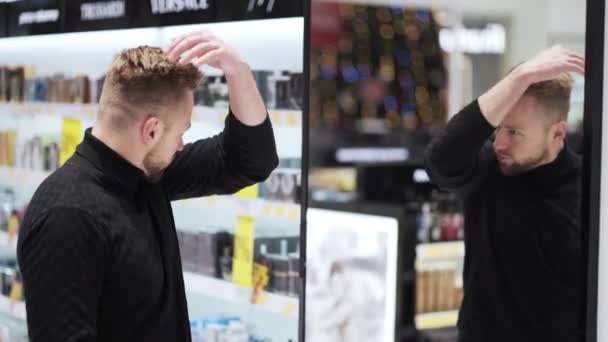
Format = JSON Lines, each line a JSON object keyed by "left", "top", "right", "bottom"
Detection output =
{"left": 232, "top": 215, "right": 256, "bottom": 288}
{"left": 134, "top": 0, "right": 215, "bottom": 27}
{"left": 217, "top": 0, "right": 302, "bottom": 22}
{"left": 7, "top": 0, "right": 64, "bottom": 36}
{"left": 65, "top": 0, "right": 136, "bottom": 32}
{"left": 59, "top": 117, "right": 82, "bottom": 166}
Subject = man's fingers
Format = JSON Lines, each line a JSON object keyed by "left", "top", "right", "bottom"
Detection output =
{"left": 193, "top": 49, "right": 222, "bottom": 67}
{"left": 179, "top": 43, "right": 221, "bottom": 65}
{"left": 570, "top": 55, "right": 585, "bottom": 69}
{"left": 167, "top": 35, "right": 213, "bottom": 62}
{"left": 165, "top": 34, "right": 188, "bottom": 54}
{"left": 166, "top": 30, "right": 216, "bottom": 60}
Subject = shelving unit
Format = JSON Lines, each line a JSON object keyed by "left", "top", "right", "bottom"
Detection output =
{"left": 173, "top": 196, "right": 300, "bottom": 222}
{"left": 183, "top": 272, "right": 299, "bottom": 318}
{"left": 0, "top": 296, "right": 26, "bottom": 322}
{"left": 0, "top": 6, "right": 305, "bottom": 339}
{"left": 0, "top": 231, "right": 18, "bottom": 253}
{"left": 0, "top": 166, "right": 50, "bottom": 187}
{"left": 0, "top": 102, "right": 302, "bottom": 128}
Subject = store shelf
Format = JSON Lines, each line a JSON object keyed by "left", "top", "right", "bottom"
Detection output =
{"left": 192, "top": 106, "right": 301, "bottom": 127}
{"left": 0, "top": 102, "right": 302, "bottom": 127}
{"left": 0, "top": 296, "right": 26, "bottom": 322}
{"left": 183, "top": 272, "right": 299, "bottom": 318}
{"left": 416, "top": 241, "right": 465, "bottom": 259}
{"left": 0, "top": 102, "right": 98, "bottom": 118}
{"left": 173, "top": 196, "right": 300, "bottom": 221}
{"left": 415, "top": 310, "right": 459, "bottom": 330}
{"left": 0, "top": 232, "right": 17, "bottom": 255}
{"left": 0, "top": 167, "right": 51, "bottom": 187}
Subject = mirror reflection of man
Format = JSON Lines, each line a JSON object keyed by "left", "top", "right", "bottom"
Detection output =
{"left": 426, "top": 46, "right": 585, "bottom": 341}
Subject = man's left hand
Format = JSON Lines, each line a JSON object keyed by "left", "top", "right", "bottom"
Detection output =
{"left": 165, "top": 30, "right": 249, "bottom": 77}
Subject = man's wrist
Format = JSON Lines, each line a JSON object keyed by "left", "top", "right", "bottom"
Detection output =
{"left": 510, "top": 63, "right": 535, "bottom": 90}
{"left": 224, "top": 61, "right": 251, "bottom": 80}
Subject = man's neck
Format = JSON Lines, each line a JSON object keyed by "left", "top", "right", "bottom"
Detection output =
{"left": 91, "top": 124, "right": 145, "bottom": 171}
{"left": 539, "top": 141, "right": 565, "bottom": 168}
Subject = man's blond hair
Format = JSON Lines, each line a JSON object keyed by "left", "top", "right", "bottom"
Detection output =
{"left": 524, "top": 72, "right": 573, "bottom": 123}
{"left": 99, "top": 46, "right": 204, "bottom": 129}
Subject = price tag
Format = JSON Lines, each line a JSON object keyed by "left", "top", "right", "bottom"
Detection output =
{"left": 232, "top": 216, "right": 255, "bottom": 288}
{"left": 206, "top": 196, "right": 217, "bottom": 206}
{"left": 287, "top": 207, "right": 299, "bottom": 220}
{"left": 282, "top": 302, "right": 297, "bottom": 315}
{"left": 9, "top": 281, "right": 23, "bottom": 303}
{"left": 60, "top": 117, "right": 82, "bottom": 166}
{"left": 269, "top": 111, "right": 280, "bottom": 124}
{"left": 262, "top": 203, "right": 272, "bottom": 216}
{"left": 236, "top": 184, "right": 259, "bottom": 199}
{"left": 274, "top": 204, "right": 285, "bottom": 217}
{"left": 7, "top": 216, "right": 18, "bottom": 242}
{"left": 287, "top": 112, "right": 299, "bottom": 127}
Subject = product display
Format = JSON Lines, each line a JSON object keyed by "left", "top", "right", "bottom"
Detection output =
{"left": 4, "top": 64, "right": 303, "bottom": 111}
{"left": 190, "top": 314, "right": 284, "bottom": 342}
{"left": 0, "top": 256, "right": 24, "bottom": 304}
{"left": 306, "top": 208, "right": 399, "bottom": 342}
{"left": 416, "top": 194, "right": 464, "bottom": 243}
{"left": 310, "top": 3, "right": 447, "bottom": 131}
{"left": 177, "top": 229, "right": 301, "bottom": 298}
{"left": 0, "top": 67, "right": 24, "bottom": 103}
{"left": 415, "top": 263, "right": 462, "bottom": 314}
{"left": 0, "top": 129, "right": 60, "bottom": 172}
{"left": 259, "top": 169, "right": 301, "bottom": 203}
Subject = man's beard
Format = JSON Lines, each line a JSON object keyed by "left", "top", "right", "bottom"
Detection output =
{"left": 497, "top": 147, "right": 550, "bottom": 176}
{"left": 143, "top": 150, "right": 166, "bottom": 183}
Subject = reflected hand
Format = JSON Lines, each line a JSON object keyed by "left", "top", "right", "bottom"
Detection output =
{"left": 518, "top": 45, "right": 585, "bottom": 84}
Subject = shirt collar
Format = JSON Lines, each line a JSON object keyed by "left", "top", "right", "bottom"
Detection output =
{"left": 75, "top": 128, "right": 146, "bottom": 194}
{"left": 516, "top": 143, "right": 581, "bottom": 190}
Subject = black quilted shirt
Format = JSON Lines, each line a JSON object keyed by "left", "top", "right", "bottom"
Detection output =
{"left": 17, "top": 112, "right": 278, "bottom": 342}
{"left": 425, "top": 101, "right": 581, "bottom": 342}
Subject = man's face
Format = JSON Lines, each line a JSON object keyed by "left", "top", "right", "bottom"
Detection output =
{"left": 143, "top": 91, "right": 193, "bottom": 182}
{"left": 493, "top": 96, "right": 560, "bottom": 176}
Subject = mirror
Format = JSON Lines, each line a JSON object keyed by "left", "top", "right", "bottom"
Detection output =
{"left": 306, "top": 0, "right": 588, "bottom": 341}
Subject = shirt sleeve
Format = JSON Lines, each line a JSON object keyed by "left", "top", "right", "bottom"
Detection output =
{"left": 17, "top": 207, "right": 110, "bottom": 342}
{"left": 424, "top": 100, "right": 496, "bottom": 195}
{"left": 161, "top": 111, "right": 279, "bottom": 201}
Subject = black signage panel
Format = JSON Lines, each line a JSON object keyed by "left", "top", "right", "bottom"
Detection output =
{"left": 7, "top": 0, "right": 65, "bottom": 36}
{"left": 217, "top": 0, "right": 303, "bottom": 22}
{"left": 65, "top": 0, "right": 137, "bottom": 32}
{"left": 0, "top": 4, "right": 7, "bottom": 38}
{"left": 134, "top": 0, "right": 216, "bottom": 27}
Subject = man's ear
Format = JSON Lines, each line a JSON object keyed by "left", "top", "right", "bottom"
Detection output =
{"left": 141, "top": 115, "right": 162, "bottom": 146}
{"left": 553, "top": 121, "right": 568, "bottom": 141}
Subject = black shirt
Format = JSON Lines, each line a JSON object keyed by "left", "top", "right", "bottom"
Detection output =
{"left": 425, "top": 101, "right": 581, "bottom": 342}
{"left": 17, "top": 112, "right": 279, "bottom": 342}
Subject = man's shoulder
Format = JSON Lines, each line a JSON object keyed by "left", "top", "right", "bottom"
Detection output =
{"left": 23, "top": 162, "right": 106, "bottom": 228}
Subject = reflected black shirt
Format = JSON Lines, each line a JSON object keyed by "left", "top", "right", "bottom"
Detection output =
{"left": 425, "top": 101, "right": 581, "bottom": 342}
{"left": 17, "top": 112, "right": 278, "bottom": 342}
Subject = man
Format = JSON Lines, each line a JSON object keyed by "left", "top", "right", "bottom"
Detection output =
{"left": 425, "top": 45, "right": 585, "bottom": 341}
{"left": 17, "top": 31, "right": 278, "bottom": 342}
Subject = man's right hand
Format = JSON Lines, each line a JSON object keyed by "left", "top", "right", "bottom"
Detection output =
{"left": 478, "top": 45, "right": 585, "bottom": 127}
{"left": 517, "top": 45, "right": 585, "bottom": 84}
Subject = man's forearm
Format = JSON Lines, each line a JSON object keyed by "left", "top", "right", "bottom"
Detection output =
{"left": 225, "top": 63, "right": 267, "bottom": 126}
{"left": 478, "top": 65, "right": 534, "bottom": 127}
